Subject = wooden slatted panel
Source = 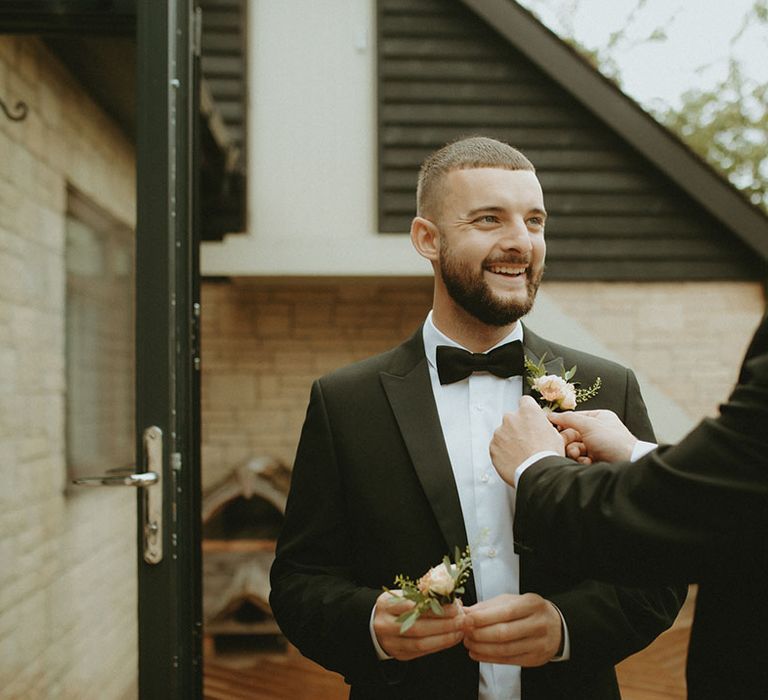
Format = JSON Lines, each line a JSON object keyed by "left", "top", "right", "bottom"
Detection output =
{"left": 377, "top": 0, "right": 760, "bottom": 280}
{"left": 200, "top": 0, "right": 247, "bottom": 167}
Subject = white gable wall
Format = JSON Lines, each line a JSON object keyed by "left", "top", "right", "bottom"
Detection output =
{"left": 201, "top": 0, "right": 426, "bottom": 276}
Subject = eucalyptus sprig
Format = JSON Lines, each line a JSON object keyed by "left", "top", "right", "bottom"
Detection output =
{"left": 575, "top": 376, "right": 602, "bottom": 403}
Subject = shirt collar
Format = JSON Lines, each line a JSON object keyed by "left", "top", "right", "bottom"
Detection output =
{"left": 422, "top": 310, "right": 525, "bottom": 370}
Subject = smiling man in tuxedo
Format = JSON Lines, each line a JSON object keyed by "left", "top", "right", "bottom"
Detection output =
{"left": 270, "top": 136, "right": 684, "bottom": 699}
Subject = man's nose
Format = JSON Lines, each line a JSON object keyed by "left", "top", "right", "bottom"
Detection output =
{"left": 498, "top": 220, "right": 532, "bottom": 253}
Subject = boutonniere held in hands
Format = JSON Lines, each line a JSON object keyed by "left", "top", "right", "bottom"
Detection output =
{"left": 385, "top": 546, "right": 472, "bottom": 633}
{"left": 525, "top": 354, "right": 601, "bottom": 412}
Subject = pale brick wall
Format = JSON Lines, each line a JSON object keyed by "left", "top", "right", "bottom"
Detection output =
{"left": 200, "top": 278, "right": 435, "bottom": 488}
{"left": 544, "top": 282, "right": 764, "bottom": 421}
{"left": 0, "top": 37, "right": 136, "bottom": 699}
{"left": 201, "top": 278, "right": 764, "bottom": 485}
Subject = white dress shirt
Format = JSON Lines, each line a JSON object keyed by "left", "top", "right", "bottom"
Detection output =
{"left": 370, "top": 313, "right": 570, "bottom": 700}
{"left": 425, "top": 313, "right": 525, "bottom": 700}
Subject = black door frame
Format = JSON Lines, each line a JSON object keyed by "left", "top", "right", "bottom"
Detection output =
{"left": 136, "top": 0, "right": 202, "bottom": 697}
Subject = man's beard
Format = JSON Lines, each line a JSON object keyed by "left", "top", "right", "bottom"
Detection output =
{"left": 439, "top": 243, "right": 543, "bottom": 327}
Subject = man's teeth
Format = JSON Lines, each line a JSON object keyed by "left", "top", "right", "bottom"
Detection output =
{"left": 488, "top": 266, "right": 527, "bottom": 276}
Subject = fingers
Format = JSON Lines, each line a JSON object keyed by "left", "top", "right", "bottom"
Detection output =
{"left": 547, "top": 410, "right": 591, "bottom": 432}
{"left": 562, "top": 427, "right": 589, "bottom": 463}
{"left": 377, "top": 592, "right": 461, "bottom": 625}
{"left": 577, "top": 409, "right": 614, "bottom": 418}
{"left": 377, "top": 620, "right": 464, "bottom": 660}
{"left": 558, "top": 427, "right": 580, "bottom": 443}
{"left": 462, "top": 593, "right": 537, "bottom": 626}
{"left": 518, "top": 396, "right": 557, "bottom": 431}
{"left": 565, "top": 440, "right": 587, "bottom": 461}
{"left": 462, "top": 595, "right": 562, "bottom": 667}
{"left": 465, "top": 644, "right": 548, "bottom": 666}
{"left": 560, "top": 427, "right": 586, "bottom": 462}
{"left": 385, "top": 629, "right": 465, "bottom": 661}
{"left": 491, "top": 398, "right": 566, "bottom": 484}
{"left": 380, "top": 594, "right": 461, "bottom": 619}
{"left": 379, "top": 592, "right": 412, "bottom": 616}
{"left": 373, "top": 594, "right": 465, "bottom": 661}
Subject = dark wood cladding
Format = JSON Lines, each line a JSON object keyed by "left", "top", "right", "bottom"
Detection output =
{"left": 200, "top": 0, "right": 247, "bottom": 169}
{"left": 377, "top": 0, "right": 763, "bottom": 280}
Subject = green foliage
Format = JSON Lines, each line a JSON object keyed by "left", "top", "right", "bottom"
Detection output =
{"left": 524, "top": 0, "right": 670, "bottom": 87}
{"left": 575, "top": 376, "right": 602, "bottom": 403}
{"left": 521, "top": 0, "right": 768, "bottom": 212}
{"left": 651, "top": 0, "right": 768, "bottom": 211}
{"left": 524, "top": 353, "right": 548, "bottom": 388}
{"left": 653, "top": 60, "right": 767, "bottom": 212}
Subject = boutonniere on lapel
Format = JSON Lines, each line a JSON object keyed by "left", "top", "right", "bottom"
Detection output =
{"left": 525, "top": 353, "right": 601, "bottom": 412}
{"left": 384, "top": 546, "right": 472, "bottom": 633}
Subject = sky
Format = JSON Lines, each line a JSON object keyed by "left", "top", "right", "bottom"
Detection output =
{"left": 516, "top": 0, "right": 768, "bottom": 111}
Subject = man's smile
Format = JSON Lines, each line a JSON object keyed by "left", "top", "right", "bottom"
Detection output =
{"left": 485, "top": 264, "right": 528, "bottom": 278}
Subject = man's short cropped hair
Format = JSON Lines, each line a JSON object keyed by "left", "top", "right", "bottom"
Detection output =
{"left": 416, "top": 136, "right": 535, "bottom": 219}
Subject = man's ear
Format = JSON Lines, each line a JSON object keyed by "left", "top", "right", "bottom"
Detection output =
{"left": 410, "top": 216, "right": 440, "bottom": 262}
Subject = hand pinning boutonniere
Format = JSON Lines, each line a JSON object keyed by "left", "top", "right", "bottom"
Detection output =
{"left": 525, "top": 354, "right": 601, "bottom": 412}
{"left": 384, "top": 546, "right": 472, "bottom": 633}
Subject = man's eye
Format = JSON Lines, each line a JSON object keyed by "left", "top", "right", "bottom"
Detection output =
{"left": 527, "top": 217, "right": 545, "bottom": 227}
{"left": 476, "top": 215, "right": 498, "bottom": 224}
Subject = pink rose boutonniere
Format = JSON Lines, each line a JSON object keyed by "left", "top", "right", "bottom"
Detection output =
{"left": 525, "top": 354, "right": 601, "bottom": 412}
{"left": 385, "top": 546, "right": 472, "bottom": 633}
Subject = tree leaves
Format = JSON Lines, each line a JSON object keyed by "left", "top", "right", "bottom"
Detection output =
{"left": 520, "top": 0, "right": 767, "bottom": 212}
{"left": 653, "top": 59, "right": 767, "bottom": 211}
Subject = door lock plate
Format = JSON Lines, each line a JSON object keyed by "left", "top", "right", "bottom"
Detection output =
{"left": 142, "top": 426, "right": 163, "bottom": 564}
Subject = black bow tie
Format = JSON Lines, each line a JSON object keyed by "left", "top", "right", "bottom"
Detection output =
{"left": 436, "top": 341, "right": 525, "bottom": 385}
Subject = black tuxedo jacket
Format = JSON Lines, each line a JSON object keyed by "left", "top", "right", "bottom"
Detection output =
{"left": 270, "top": 325, "right": 685, "bottom": 699}
{"left": 514, "top": 315, "right": 768, "bottom": 699}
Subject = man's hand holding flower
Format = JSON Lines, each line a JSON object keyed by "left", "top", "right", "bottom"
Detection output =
{"left": 372, "top": 592, "right": 464, "bottom": 661}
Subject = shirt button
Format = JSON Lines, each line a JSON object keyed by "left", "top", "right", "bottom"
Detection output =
{"left": 473, "top": 404, "right": 483, "bottom": 413}
{"left": 480, "top": 473, "right": 489, "bottom": 483}
{"left": 488, "top": 548, "right": 497, "bottom": 558}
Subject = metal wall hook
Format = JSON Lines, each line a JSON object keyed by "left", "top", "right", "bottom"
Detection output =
{"left": 0, "top": 97, "right": 28, "bottom": 121}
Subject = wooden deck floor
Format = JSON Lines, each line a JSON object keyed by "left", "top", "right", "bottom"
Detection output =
{"left": 204, "top": 590, "right": 693, "bottom": 700}
{"left": 615, "top": 588, "right": 693, "bottom": 700}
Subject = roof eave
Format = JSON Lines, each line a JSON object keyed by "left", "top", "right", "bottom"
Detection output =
{"left": 460, "top": 0, "right": 768, "bottom": 262}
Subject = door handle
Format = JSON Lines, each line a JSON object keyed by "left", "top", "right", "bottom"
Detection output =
{"left": 72, "top": 426, "right": 163, "bottom": 565}
{"left": 73, "top": 471, "right": 159, "bottom": 487}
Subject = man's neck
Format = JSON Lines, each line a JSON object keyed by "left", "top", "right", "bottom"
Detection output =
{"left": 431, "top": 306, "right": 519, "bottom": 353}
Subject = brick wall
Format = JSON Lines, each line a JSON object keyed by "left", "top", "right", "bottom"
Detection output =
{"left": 0, "top": 37, "right": 136, "bottom": 699}
{"left": 201, "top": 278, "right": 764, "bottom": 486}
{"left": 200, "top": 278, "right": 435, "bottom": 488}
{"left": 544, "top": 281, "right": 764, "bottom": 420}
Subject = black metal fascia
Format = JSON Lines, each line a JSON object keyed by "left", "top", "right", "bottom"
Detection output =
{"left": 0, "top": 0, "right": 135, "bottom": 35}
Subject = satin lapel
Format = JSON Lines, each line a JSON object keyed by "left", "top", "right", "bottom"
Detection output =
{"left": 379, "top": 338, "right": 469, "bottom": 557}
{"left": 522, "top": 324, "right": 566, "bottom": 397}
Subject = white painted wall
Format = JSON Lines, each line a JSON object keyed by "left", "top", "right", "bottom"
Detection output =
{"left": 201, "top": 0, "right": 427, "bottom": 276}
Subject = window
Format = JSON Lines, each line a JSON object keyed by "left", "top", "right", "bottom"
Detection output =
{"left": 65, "top": 189, "right": 135, "bottom": 482}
